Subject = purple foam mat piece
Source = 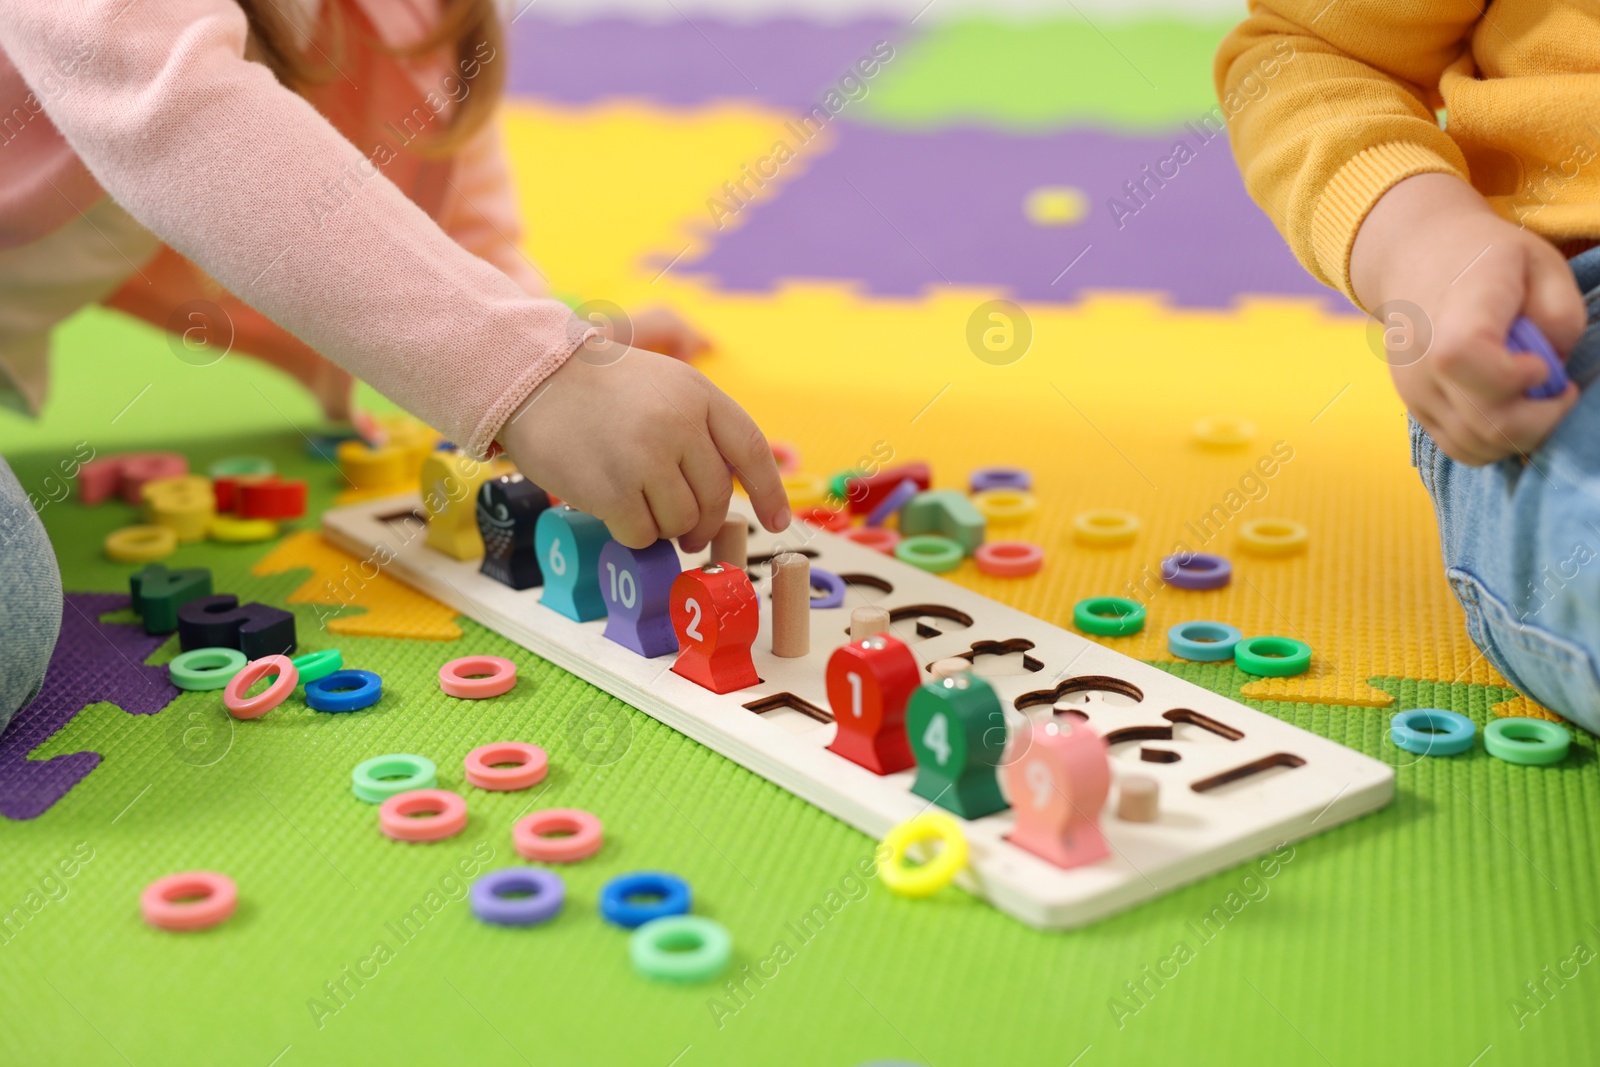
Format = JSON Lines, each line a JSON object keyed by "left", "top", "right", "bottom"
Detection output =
{"left": 682, "top": 123, "right": 1338, "bottom": 310}
{"left": 0, "top": 592, "right": 179, "bottom": 821}
{"left": 506, "top": 16, "right": 905, "bottom": 109}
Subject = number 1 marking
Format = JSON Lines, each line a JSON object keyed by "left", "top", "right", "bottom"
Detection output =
{"left": 846, "top": 671, "right": 863, "bottom": 718}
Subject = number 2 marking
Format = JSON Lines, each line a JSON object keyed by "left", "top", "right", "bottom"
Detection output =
{"left": 923, "top": 714, "right": 951, "bottom": 765}
{"left": 683, "top": 597, "right": 704, "bottom": 640}
{"left": 1026, "top": 760, "right": 1053, "bottom": 809}
{"left": 846, "top": 671, "right": 863, "bottom": 718}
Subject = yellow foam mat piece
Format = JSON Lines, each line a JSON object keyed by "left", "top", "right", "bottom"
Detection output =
{"left": 251, "top": 530, "right": 461, "bottom": 641}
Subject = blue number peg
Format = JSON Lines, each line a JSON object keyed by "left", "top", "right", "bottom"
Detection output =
{"left": 535, "top": 507, "right": 610, "bottom": 622}
{"left": 1508, "top": 316, "right": 1571, "bottom": 400}
{"left": 599, "top": 540, "right": 682, "bottom": 657}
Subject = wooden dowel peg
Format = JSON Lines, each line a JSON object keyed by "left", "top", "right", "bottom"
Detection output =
{"left": 850, "top": 605, "right": 891, "bottom": 642}
{"left": 709, "top": 518, "right": 748, "bottom": 568}
{"left": 771, "top": 552, "right": 811, "bottom": 658}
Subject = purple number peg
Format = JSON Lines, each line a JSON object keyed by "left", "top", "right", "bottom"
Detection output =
{"left": 1507, "top": 316, "right": 1571, "bottom": 400}
{"left": 599, "top": 539, "right": 682, "bottom": 657}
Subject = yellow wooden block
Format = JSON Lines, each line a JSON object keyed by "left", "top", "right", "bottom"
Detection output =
{"left": 251, "top": 530, "right": 461, "bottom": 640}
{"left": 141, "top": 474, "right": 215, "bottom": 543}
{"left": 420, "top": 451, "right": 512, "bottom": 560}
{"left": 337, "top": 440, "right": 413, "bottom": 491}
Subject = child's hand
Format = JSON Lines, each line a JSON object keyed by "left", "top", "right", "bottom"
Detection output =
{"left": 1350, "top": 173, "right": 1585, "bottom": 465}
{"left": 602, "top": 307, "right": 712, "bottom": 361}
{"left": 497, "top": 340, "right": 790, "bottom": 552}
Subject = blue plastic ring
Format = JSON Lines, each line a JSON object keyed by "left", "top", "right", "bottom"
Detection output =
{"left": 865, "top": 478, "right": 920, "bottom": 528}
{"left": 304, "top": 669, "right": 383, "bottom": 713}
{"left": 1389, "top": 708, "right": 1476, "bottom": 756}
{"left": 1167, "top": 620, "right": 1243, "bottom": 661}
{"left": 808, "top": 567, "right": 846, "bottom": 610}
{"left": 599, "top": 871, "right": 692, "bottom": 929}
{"left": 1508, "top": 316, "right": 1571, "bottom": 400}
{"left": 1160, "top": 552, "right": 1233, "bottom": 590}
{"left": 471, "top": 867, "right": 565, "bottom": 927}
{"left": 969, "top": 466, "right": 1032, "bottom": 493}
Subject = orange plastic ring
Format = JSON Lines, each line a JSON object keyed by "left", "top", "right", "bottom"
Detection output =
{"left": 974, "top": 541, "right": 1045, "bottom": 577}
{"left": 513, "top": 808, "right": 604, "bottom": 863}
{"left": 439, "top": 655, "right": 517, "bottom": 699}
{"left": 222, "top": 655, "right": 299, "bottom": 720}
{"left": 379, "top": 789, "right": 468, "bottom": 842}
{"left": 464, "top": 742, "right": 549, "bottom": 791}
{"left": 140, "top": 870, "right": 238, "bottom": 931}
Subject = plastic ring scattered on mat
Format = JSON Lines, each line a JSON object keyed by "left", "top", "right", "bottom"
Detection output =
{"left": 1192, "top": 416, "right": 1255, "bottom": 449}
{"left": 969, "top": 466, "right": 1032, "bottom": 493}
{"left": 439, "top": 656, "right": 517, "bottom": 699}
{"left": 770, "top": 441, "right": 801, "bottom": 474}
{"left": 208, "top": 455, "right": 274, "bottom": 478}
{"left": 306, "top": 669, "right": 383, "bottom": 713}
{"left": 1485, "top": 717, "right": 1571, "bottom": 766}
{"left": 1238, "top": 517, "right": 1308, "bottom": 557}
{"left": 351, "top": 754, "right": 438, "bottom": 804}
{"left": 1167, "top": 621, "right": 1243, "bottom": 662}
{"left": 168, "top": 647, "right": 248, "bottom": 691}
{"left": 1073, "top": 596, "right": 1146, "bottom": 637}
{"left": 105, "top": 525, "right": 177, "bottom": 563}
{"left": 513, "top": 808, "right": 604, "bottom": 863}
{"left": 865, "top": 478, "right": 921, "bottom": 528}
{"left": 840, "top": 527, "right": 900, "bottom": 555}
{"left": 1160, "top": 552, "right": 1233, "bottom": 591}
{"left": 879, "top": 812, "right": 968, "bottom": 898}
{"left": 141, "top": 871, "right": 237, "bottom": 932}
{"left": 974, "top": 541, "right": 1044, "bottom": 577}
{"left": 1390, "top": 709, "right": 1476, "bottom": 757}
{"left": 378, "top": 789, "right": 468, "bottom": 842}
{"left": 780, "top": 473, "right": 831, "bottom": 510}
{"left": 471, "top": 867, "right": 565, "bottom": 927}
{"left": 222, "top": 655, "right": 298, "bottom": 720}
{"left": 795, "top": 507, "right": 850, "bottom": 532}
{"left": 972, "top": 489, "right": 1037, "bottom": 525}
{"left": 464, "top": 742, "right": 548, "bottom": 792}
{"left": 599, "top": 871, "right": 691, "bottom": 929}
{"left": 631, "top": 916, "right": 733, "bottom": 983}
{"left": 1234, "top": 636, "right": 1313, "bottom": 677}
{"left": 209, "top": 516, "right": 279, "bottom": 543}
{"left": 808, "top": 567, "right": 847, "bottom": 609}
{"left": 1072, "top": 510, "right": 1139, "bottom": 547}
{"left": 894, "top": 535, "right": 964, "bottom": 573}
{"left": 291, "top": 649, "right": 343, "bottom": 686}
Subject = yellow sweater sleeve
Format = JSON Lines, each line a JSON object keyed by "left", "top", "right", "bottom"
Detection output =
{"left": 1215, "top": 1, "right": 1482, "bottom": 304}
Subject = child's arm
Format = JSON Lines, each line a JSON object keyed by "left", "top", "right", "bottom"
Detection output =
{"left": 1217, "top": 3, "right": 1583, "bottom": 464}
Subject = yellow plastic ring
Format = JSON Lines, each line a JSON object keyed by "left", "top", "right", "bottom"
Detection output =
{"left": 1072, "top": 509, "right": 1140, "bottom": 547}
{"left": 780, "top": 472, "right": 832, "bottom": 510}
{"left": 210, "top": 516, "right": 280, "bottom": 543}
{"left": 878, "top": 812, "right": 969, "bottom": 899}
{"left": 1238, "top": 517, "right": 1308, "bottom": 556}
{"left": 104, "top": 525, "right": 178, "bottom": 563}
{"left": 972, "top": 489, "right": 1037, "bottom": 525}
{"left": 1192, "top": 416, "right": 1255, "bottom": 450}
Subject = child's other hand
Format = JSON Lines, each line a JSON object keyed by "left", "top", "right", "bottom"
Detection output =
{"left": 1350, "top": 173, "right": 1585, "bottom": 465}
{"left": 497, "top": 341, "right": 790, "bottom": 552}
{"left": 602, "top": 307, "right": 712, "bottom": 361}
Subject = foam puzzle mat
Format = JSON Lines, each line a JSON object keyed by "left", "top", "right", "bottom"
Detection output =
{"left": 1, "top": 12, "right": 1596, "bottom": 1067}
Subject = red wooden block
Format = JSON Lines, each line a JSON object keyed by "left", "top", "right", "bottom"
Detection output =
{"left": 826, "top": 633, "right": 920, "bottom": 775}
{"left": 212, "top": 474, "right": 271, "bottom": 513}
{"left": 78, "top": 457, "right": 124, "bottom": 505}
{"left": 670, "top": 563, "right": 760, "bottom": 694}
{"left": 237, "top": 478, "right": 307, "bottom": 520}
{"left": 795, "top": 506, "right": 851, "bottom": 532}
{"left": 116, "top": 453, "right": 188, "bottom": 505}
{"left": 1004, "top": 720, "right": 1111, "bottom": 870}
{"left": 842, "top": 462, "right": 932, "bottom": 515}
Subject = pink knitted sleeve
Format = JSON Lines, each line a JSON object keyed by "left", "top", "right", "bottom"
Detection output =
{"left": 0, "top": 0, "right": 586, "bottom": 455}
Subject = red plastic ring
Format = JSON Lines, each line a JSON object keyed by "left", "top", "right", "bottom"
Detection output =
{"left": 974, "top": 540, "right": 1045, "bottom": 577}
{"left": 222, "top": 655, "right": 299, "bottom": 720}
{"left": 379, "top": 789, "right": 469, "bottom": 842}
{"left": 464, "top": 742, "right": 549, "bottom": 791}
{"left": 140, "top": 871, "right": 238, "bottom": 931}
{"left": 513, "top": 808, "right": 604, "bottom": 863}
{"left": 840, "top": 527, "right": 901, "bottom": 555}
{"left": 439, "top": 655, "right": 517, "bottom": 699}
{"left": 795, "top": 506, "right": 851, "bottom": 532}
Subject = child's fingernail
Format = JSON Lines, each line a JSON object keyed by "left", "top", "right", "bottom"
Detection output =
{"left": 774, "top": 506, "right": 792, "bottom": 528}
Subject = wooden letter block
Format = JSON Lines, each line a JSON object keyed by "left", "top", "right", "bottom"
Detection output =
{"left": 534, "top": 506, "right": 610, "bottom": 622}
{"left": 826, "top": 633, "right": 920, "bottom": 775}
{"left": 670, "top": 563, "right": 760, "bottom": 694}
{"left": 1005, "top": 721, "right": 1110, "bottom": 869}
{"left": 600, "top": 539, "right": 681, "bottom": 657}
{"left": 129, "top": 564, "right": 213, "bottom": 635}
{"left": 177, "top": 595, "right": 296, "bottom": 658}
{"left": 477, "top": 474, "right": 551, "bottom": 590}
{"left": 906, "top": 673, "right": 1008, "bottom": 818}
{"left": 421, "top": 452, "right": 502, "bottom": 560}
{"left": 899, "top": 489, "right": 986, "bottom": 554}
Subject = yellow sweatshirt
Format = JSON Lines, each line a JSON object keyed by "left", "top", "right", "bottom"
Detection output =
{"left": 1215, "top": 1, "right": 1600, "bottom": 306}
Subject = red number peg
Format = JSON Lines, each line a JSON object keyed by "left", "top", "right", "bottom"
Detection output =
{"left": 1004, "top": 720, "right": 1111, "bottom": 870}
{"left": 825, "top": 634, "right": 919, "bottom": 775}
{"left": 670, "top": 563, "right": 760, "bottom": 694}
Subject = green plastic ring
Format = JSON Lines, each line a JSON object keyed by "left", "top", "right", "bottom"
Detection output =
{"left": 1234, "top": 635, "right": 1313, "bottom": 677}
{"left": 208, "top": 455, "right": 275, "bottom": 478}
{"left": 828, "top": 470, "right": 854, "bottom": 502}
{"left": 351, "top": 754, "right": 438, "bottom": 804}
{"left": 1072, "top": 596, "right": 1146, "bottom": 636}
{"left": 1484, "top": 717, "right": 1571, "bottom": 766}
{"left": 168, "top": 647, "right": 249, "bottom": 691}
{"left": 292, "top": 649, "right": 344, "bottom": 686}
{"left": 630, "top": 915, "right": 733, "bottom": 983}
{"left": 894, "top": 535, "right": 965, "bottom": 573}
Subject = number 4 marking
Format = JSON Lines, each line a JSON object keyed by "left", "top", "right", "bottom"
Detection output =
{"left": 923, "top": 714, "right": 951, "bottom": 765}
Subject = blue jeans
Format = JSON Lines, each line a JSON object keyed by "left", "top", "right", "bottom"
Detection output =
{"left": 1412, "top": 245, "right": 1600, "bottom": 735}
{"left": 0, "top": 455, "right": 63, "bottom": 734}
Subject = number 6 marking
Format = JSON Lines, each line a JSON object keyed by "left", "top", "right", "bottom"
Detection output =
{"left": 548, "top": 537, "right": 567, "bottom": 577}
{"left": 684, "top": 597, "right": 703, "bottom": 641}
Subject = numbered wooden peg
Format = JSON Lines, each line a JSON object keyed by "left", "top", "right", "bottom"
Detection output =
{"left": 670, "top": 563, "right": 760, "bottom": 694}
{"left": 477, "top": 474, "right": 551, "bottom": 590}
{"left": 906, "top": 673, "right": 1008, "bottom": 819}
{"left": 535, "top": 506, "right": 610, "bottom": 622}
{"left": 826, "top": 634, "right": 920, "bottom": 775}
{"left": 600, "top": 539, "right": 682, "bottom": 657}
{"left": 129, "top": 564, "right": 213, "bottom": 635}
{"left": 420, "top": 451, "right": 505, "bottom": 560}
{"left": 1004, "top": 720, "right": 1110, "bottom": 870}
{"left": 177, "top": 595, "right": 296, "bottom": 658}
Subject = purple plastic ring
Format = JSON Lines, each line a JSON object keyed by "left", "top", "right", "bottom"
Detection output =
{"left": 471, "top": 867, "right": 565, "bottom": 927}
{"left": 1160, "top": 552, "right": 1232, "bottom": 590}
{"left": 865, "top": 478, "right": 920, "bottom": 528}
{"left": 969, "top": 466, "right": 1032, "bottom": 493}
{"left": 1508, "top": 316, "right": 1571, "bottom": 400}
{"left": 808, "top": 567, "right": 846, "bottom": 609}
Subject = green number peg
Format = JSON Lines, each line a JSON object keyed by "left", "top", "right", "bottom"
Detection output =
{"left": 906, "top": 672, "right": 1009, "bottom": 819}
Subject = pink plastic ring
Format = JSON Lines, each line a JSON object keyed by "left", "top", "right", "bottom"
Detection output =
{"left": 439, "top": 655, "right": 517, "bottom": 699}
{"left": 840, "top": 526, "right": 901, "bottom": 555}
{"left": 975, "top": 541, "right": 1045, "bottom": 578}
{"left": 222, "top": 655, "right": 299, "bottom": 720}
{"left": 379, "top": 789, "right": 469, "bottom": 842}
{"left": 464, "top": 742, "right": 549, "bottom": 791}
{"left": 140, "top": 871, "right": 238, "bottom": 931}
{"left": 513, "top": 808, "right": 604, "bottom": 863}
{"left": 770, "top": 441, "right": 801, "bottom": 473}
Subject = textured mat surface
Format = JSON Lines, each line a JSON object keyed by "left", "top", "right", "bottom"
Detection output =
{"left": 252, "top": 531, "right": 462, "bottom": 641}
